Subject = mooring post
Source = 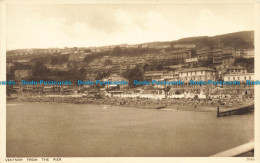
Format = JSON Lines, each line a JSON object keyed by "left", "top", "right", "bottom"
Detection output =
{"left": 217, "top": 106, "right": 220, "bottom": 117}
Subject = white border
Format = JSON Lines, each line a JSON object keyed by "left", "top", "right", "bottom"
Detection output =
{"left": 0, "top": 0, "right": 259, "bottom": 162}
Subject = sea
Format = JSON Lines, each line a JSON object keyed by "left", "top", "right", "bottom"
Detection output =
{"left": 6, "top": 102, "right": 254, "bottom": 157}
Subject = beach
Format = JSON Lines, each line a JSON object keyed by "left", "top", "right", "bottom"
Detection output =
{"left": 8, "top": 94, "right": 254, "bottom": 113}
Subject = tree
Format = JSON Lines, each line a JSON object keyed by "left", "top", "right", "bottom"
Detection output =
{"left": 157, "top": 64, "right": 164, "bottom": 70}
{"left": 175, "top": 90, "right": 181, "bottom": 95}
{"left": 32, "top": 60, "right": 50, "bottom": 80}
{"left": 112, "top": 47, "right": 122, "bottom": 56}
{"left": 122, "top": 66, "right": 144, "bottom": 88}
{"left": 191, "top": 49, "right": 197, "bottom": 57}
{"left": 84, "top": 49, "right": 91, "bottom": 53}
{"left": 79, "top": 68, "right": 86, "bottom": 75}
{"left": 13, "top": 62, "right": 31, "bottom": 70}
{"left": 51, "top": 57, "right": 58, "bottom": 65}
{"left": 164, "top": 86, "right": 171, "bottom": 98}
{"left": 95, "top": 71, "right": 111, "bottom": 80}
{"left": 234, "top": 58, "right": 254, "bottom": 73}
{"left": 104, "top": 59, "right": 113, "bottom": 66}
{"left": 84, "top": 54, "right": 97, "bottom": 65}
{"left": 33, "top": 60, "right": 49, "bottom": 75}
{"left": 143, "top": 64, "right": 149, "bottom": 71}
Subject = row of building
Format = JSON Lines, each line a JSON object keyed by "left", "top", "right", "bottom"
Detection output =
{"left": 71, "top": 48, "right": 254, "bottom": 75}
{"left": 11, "top": 65, "right": 254, "bottom": 99}
{"left": 7, "top": 47, "right": 254, "bottom": 77}
{"left": 13, "top": 65, "right": 254, "bottom": 84}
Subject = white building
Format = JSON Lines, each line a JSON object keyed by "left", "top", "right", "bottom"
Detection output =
{"left": 223, "top": 66, "right": 254, "bottom": 81}
{"left": 179, "top": 67, "right": 216, "bottom": 82}
{"left": 223, "top": 73, "right": 254, "bottom": 81}
{"left": 185, "top": 57, "right": 198, "bottom": 63}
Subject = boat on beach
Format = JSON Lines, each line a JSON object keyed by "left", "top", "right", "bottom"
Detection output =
{"left": 7, "top": 97, "right": 17, "bottom": 100}
{"left": 156, "top": 105, "right": 167, "bottom": 109}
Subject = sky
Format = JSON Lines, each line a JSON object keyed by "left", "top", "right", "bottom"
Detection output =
{"left": 6, "top": 2, "right": 255, "bottom": 50}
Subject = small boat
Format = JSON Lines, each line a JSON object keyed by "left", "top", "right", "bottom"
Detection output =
{"left": 7, "top": 97, "right": 17, "bottom": 100}
{"left": 156, "top": 105, "right": 166, "bottom": 109}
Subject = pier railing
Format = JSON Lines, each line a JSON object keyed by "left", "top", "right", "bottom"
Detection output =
{"left": 217, "top": 104, "right": 254, "bottom": 117}
{"left": 211, "top": 141, "right": 254, "bottom": 157}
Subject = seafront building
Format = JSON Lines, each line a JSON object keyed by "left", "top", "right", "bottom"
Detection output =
{"left": 223, "top": 66, "right": 254, "bottom": 81}
{"left": 6, "top": 45, "right": 255, "bottom": 100}
{"left": 220, "top": 66, "right": 254, "bottom": 98}
{"left": 179, "top": 67, "right": 216, "bottom": 83}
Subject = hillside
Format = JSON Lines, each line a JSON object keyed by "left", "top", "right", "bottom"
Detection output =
{"left": 171, "top": 31, "right": 254, "bottom": 49}
{"left": 139, "top": 31, "right": 254, "bottom": 50}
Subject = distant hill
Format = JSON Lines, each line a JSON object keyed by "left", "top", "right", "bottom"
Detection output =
{"left": 173, "top": 31, "right": 254, "bottom": 49}
{"left": 7, "top": 31, "right": 254, "bottom": 54}
{"left": 139, "top": 31, "right": 254, "bottom": 50}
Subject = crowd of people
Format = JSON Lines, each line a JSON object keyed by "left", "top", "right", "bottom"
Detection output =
{"left": 11, "top": 94, "right": 253, "bottom": 110}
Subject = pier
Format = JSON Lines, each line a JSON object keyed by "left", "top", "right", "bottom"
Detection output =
{"left": 217, "top": 104, "right": 254, "bottom": 117}
{"left": 211, "top": 141, "right": 254, "bottom": 157}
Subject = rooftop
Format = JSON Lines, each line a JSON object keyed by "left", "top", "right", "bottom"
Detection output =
{"left": 227, "top": 65, "right": 247, "bottom": 70}
{"left": 180, "top": 67, "right": 215, "bottom": 73}
{"left": 223, "top": 73, "right": 254, "bottom": 76}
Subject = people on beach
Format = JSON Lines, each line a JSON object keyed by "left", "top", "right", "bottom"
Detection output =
{"left": 12, "top": 93, "right": 252, "bottom": 110}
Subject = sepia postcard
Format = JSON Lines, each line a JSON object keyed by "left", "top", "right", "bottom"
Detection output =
{"left": 0, "top": 0, "right": 260, "bottom": 162}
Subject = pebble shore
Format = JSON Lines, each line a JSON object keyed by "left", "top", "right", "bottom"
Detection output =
{"left": 8, "top": 94, "right": 253, "bottom": 112}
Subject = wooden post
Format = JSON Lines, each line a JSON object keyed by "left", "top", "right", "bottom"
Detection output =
{"left": 217, "top": 106, "right": 220, "bottom": 117}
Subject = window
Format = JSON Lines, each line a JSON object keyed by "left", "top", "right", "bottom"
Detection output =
{"left": 238, "top": 77, "right": 240, "bottom": 80}
{"left": 249, "top": 76, "right": 251, "bottom": 80}
{"left": 233, "top": 77, "right": 235, "bottom": 80}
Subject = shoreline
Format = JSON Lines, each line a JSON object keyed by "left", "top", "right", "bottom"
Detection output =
{"left": 7, "top": 100, "right": 217, "bottom": 112}
{"left": 6, "top": 95, "right": 232, "bottom": 112}
{"left": 7, "top": 99, "right": 254, "bottom": 115}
